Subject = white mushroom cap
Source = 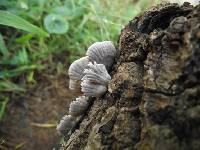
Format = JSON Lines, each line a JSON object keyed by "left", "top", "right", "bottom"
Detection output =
{"left": 68, "top": 56, "right": 89, "bottom": 80}
{"left": 81, "top": 79, "right": 107, "bottom": 97}
{"left": 69, "top": 79, "right": 81, "bottom": 92}
{"left": 86, "top": 41, "right": 116, "bottom": 70}
{"left": 82, "top": 62, "right": 111, "bottom": 85}
{"left": 81, "top": 62, "right": 111, "bottom": 97}
{"left": 68, "top": 57, "right": 89, "bottom": 92}
{"left": 69, "top": 96, "right": 89, "bottom": 117}
{"left": 56, "top": 115, "right": 76, "bottom": 135}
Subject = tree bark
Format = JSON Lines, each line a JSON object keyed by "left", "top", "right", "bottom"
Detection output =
{"left": 62, "top": 2, "right": 200, "bottom": 150}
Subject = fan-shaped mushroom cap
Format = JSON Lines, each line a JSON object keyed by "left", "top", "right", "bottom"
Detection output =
{"left": 81, "top": 79, "right": 107, "bottom": 97}
{"left": 69, "top": 96, "right": 89, "bottom": 117}
{"left": 82, "top": 62, "right": 111, "bottom": 84}
{"left": 68, "top": 56, "right": 89, "bottom": 80}
{"left": 69, "top": 79, "right": 81, "bottom": 92}
{"left": 86, "top": 41, "right": 116, "bottom": 70}
{"left": 68, "top": 57, "right": 89, "bottom": 92}
{"left": 81, "top": 62, "right": 111, "bottom": 97}
{"left": 56, "top": 115, "right": 76, "bottom": 135}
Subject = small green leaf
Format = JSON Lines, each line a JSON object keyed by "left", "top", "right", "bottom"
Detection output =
{"left": 0, "top": 33, "right": 9, "bottom": 57}
{"left": 51, "top": 6, "right": 84, "bottom": 20}
{"left": 7, "top": 48, "right": 29, "bottom": 66}
{"left": 51, "top": 6, "right": 71, "bottom": 16}
{"left": 0, "top": 10, "right": 49, "bottom": 37}
{"left": 11, "top": 48, "right": 29, "bottom": 65}
{"left": 27, "top": 6, "right": 43, "bottom": 21}
{"left": 44, "top": 14, "right": 69, "bottom": 34}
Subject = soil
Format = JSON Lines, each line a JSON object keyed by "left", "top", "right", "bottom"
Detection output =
{"left": 0, "top": 58, "right": 75, "bottom": 150}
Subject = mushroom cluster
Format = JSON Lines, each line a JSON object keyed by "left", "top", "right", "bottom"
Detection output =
{"left": 57, "top": 41, "right": 117, "bottom": 136}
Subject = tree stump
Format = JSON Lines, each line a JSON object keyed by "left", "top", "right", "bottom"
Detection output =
{"left": 62, "top": 3, "right": 200, "bottom": 150}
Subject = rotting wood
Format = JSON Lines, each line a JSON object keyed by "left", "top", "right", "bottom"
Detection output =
{"left": 62, "top": 2, "right": 200, "bottom": 150}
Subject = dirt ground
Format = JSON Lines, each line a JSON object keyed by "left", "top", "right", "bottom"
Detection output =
{"left": 0, "top": 68, "right": 75, "bottom": 149}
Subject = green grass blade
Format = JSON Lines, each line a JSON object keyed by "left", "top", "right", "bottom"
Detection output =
{"left": 0, "top": 97, "right": 9, "bottom": 121}
{"left": 0, "top": 80, "right": 25, "bottom": 92}
{"left": 0, "top": 33, "right": 9, "bottom": 57}
{"left": 0, "top": 10, "right": 49, "bottom": 37}
{"left": 0, "top": 65, "right": 44, "bottom": 78}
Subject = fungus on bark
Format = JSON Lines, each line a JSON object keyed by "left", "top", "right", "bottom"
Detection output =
{"left": 81, "top": 62, "right": 111, "bottom": 97}
{"left": 86, "top": 41, "right": 116, "bottom": 70}
{"left": 56, "top": 115, "right": 76, "bottom": 136}
{"left": 69, "top": 96, "right": 89, "bottom": 117}
{"left": 68, "top": 56, "right": 89, "bottom": 92}
{"left": 57, "top": 41, "right": 116, "bottom": 136}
